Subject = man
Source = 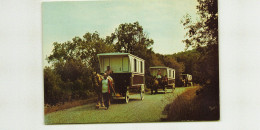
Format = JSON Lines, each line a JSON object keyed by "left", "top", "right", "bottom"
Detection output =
{"left": 105, "top": 66, "right": 113, "bottom": 76}
{"left": 92, "top": 72, "right": 102, "bottom": 107}
{"left": 101, "top": 73, "right": 113, "bottom": 110}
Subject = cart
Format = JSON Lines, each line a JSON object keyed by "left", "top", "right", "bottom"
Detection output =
{"left": 180, "top": 74, "right": 193, "bottom": 87}
{"left": 97, "top": 52, "right": 145, "bottom": 103}
{"left": 149, "top": 66, "right": 175, "bottom": 93}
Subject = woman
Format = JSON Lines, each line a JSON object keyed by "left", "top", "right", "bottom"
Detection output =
{"left": 101, "top": 73, "right": 113, "bottom": 110}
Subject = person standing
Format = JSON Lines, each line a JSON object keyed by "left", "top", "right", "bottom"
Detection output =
{"left": 102, "top": 73, "right": 113, "bottom": 110}
{"left": 105, "top": 66, "right": 113, "bottom": 76}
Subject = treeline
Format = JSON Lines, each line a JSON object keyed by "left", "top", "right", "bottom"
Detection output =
{"left": 169, "top": 45, "right": 219, "bottom": 89}
{"left": 179, "top": 0, "right": 219, "bottom": 97}
{"left": 44, "top": 22, "right": 183, "bottom": 105}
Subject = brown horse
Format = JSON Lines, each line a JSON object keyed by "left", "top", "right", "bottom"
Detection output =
{"left": 151, "top": 77, "right": 159, "bottom": 94}
{"left": 93, "top": 73, "right": 103, "bottom": 106}
{"left": 162, "top": 76, "right": 168, "bottom": 91}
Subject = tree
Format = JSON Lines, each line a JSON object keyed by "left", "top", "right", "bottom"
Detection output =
{"left": 181, "top": 0, "right": 218, "bottom": 49}
{"left": 45, "top": 31, "right": 115, "bottom": 104}
{"left": 181, "top": 0, "right": 219, "bottom": 87}
{"left": 44, "top": 66, "right": 63, "bottom": 105}
{"left": 109, "top": 22, "right": 156, "bottom": 88}
{"left": 109, "top": 22, "right": 154, "bottom": 56}
{"left": 48, "top": 31, "right": 115, "bottom": 72}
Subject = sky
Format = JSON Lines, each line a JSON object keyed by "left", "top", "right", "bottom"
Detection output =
{"left": 42, "top": 0, "right": 199, "bottom": 66}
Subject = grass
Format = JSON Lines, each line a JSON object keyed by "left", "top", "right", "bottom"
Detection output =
{"left": 165, "top": 85, "right": 219, "bottom": 121}
{"left": 44, "top": 97, "right": 97, "bottom": 114}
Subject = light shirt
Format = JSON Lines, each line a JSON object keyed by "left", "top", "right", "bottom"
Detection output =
{"left": 107, "top": 76, "right": 113, "bottom": 82}
{"left": 157, "top": 74, "right": 162, "bottom": 79}
{"left": 102, "top": 79, "right": 109, "bottom": 93}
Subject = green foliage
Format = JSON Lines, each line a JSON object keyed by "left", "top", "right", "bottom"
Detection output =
{"left": 171, "top": 49, "right": 200, "bottom": 85}
{"left": 44, "top": 67, "right": 63, "bottom": 105}
{"left": 110, "top": 22, "right": 154, "bottom": 55}
{"left": 180, "top": 0, "right": 219, "bottom": 88}
{"left": 44, "top": 22, "right": 183, "bottom": 104}
{"left": 48, "top": 31, "right": 115, "bottom": 72}
{"left": 45, "top": 32, "right": 114, "bottom": 105}
{"left": 181, "top": 0, "right": 218, "bottom": 49}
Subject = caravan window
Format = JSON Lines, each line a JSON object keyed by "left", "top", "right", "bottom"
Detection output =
{"left": 134, "top": 59, "right": 137, "bottom": 72}
{"left": 169, "top": 70, "right": 171, "bottom": 77}
{"left": 141, "top": 61, "right": 143, "bottom": 73}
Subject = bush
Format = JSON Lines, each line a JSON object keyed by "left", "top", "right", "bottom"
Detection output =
{"left": 44, "top": 64, "right": 95, "bottom": 105}
{"left": 44, "top": 67, "right": 63, "bottom": 105}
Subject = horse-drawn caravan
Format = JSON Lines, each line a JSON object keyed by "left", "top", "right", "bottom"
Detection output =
{"left": 97, "top": 52, "right": 145, "bottom": 103}
{"left": 181, "top": 74, "right": 193, "bottom": 87}
{"left": 149, "top": 66, "right": 175, "bottom": 94}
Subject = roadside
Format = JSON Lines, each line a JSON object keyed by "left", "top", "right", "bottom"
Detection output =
{"left": 45, "top": 88, "right": 154, "bottom": 114}
{"left": 44, "top": 97, "right": 97, "bottom": 114}
{"left": 163, "top": 85, "right": 219, "bottom": 121}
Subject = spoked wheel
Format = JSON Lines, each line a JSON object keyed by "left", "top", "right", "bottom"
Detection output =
{"left": 125, "top": 91, "right": 129, "bottom": 103}
{"left": 125, "top": 95, "right": 129, "bottom": 103}
{"left": 172, "top": 85, "right": 175, "bottom": 93}
{"left": 140, "top": 91, "right": 144, "bottom": 100}
{"left": 140, "top": 85, "right": 145, "bottom": 100}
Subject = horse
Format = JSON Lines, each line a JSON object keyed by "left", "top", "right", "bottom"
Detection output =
{"left": 161, "top": 76, "right": 168, "bottom": 91}
{"left": 96, "top": 73, "right": 103, "bottom": 84}
{"left": 151, "top": 77, "right": 159, "bottom": 94}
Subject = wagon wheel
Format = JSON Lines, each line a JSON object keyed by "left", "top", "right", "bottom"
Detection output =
{"left": 125, "top": 95, "right": 129, "bottom": 103}
{"left": 172, "top": 84, "right": 175, "bottom": 93}
{"left": 125, "top": 91, "right": 129, "bottom": 104}
{"left": 140, "top": 91, "right": 144, "bottom": 100}
{"left": 140, "top": 85, "right": 144, "bottom": 100}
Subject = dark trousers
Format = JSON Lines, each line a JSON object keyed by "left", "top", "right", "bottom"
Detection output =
{"left": 102, "top": 93, "right": 110, "bottom": 108}
{"left": 96, "top": 92, "right": 102, "bottom": 105}
{"left": 95, "top": 87, "right": 102, "bottom": 105}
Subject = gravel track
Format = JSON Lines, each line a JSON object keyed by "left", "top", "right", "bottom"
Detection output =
{"left": 45, "top": 87, "right": 188, "bottom": 124}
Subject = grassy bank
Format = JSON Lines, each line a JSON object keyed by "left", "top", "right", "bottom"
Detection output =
{"left": 165, "top": 85, "right": 219, "bottom": 121}
{"left": 44, "top": 97, "right": 97, "bottom": 114}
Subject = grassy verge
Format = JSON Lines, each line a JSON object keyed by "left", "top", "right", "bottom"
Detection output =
{"left": 165, "top": 85, "right": 219, "bottom": 121}
{"left": 44, "top": 97, "right": 97, "bottom": 114}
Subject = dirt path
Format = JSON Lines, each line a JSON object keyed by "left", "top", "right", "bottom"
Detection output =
{"left": 45, "top": 87, "right": 189, "bottom": 124}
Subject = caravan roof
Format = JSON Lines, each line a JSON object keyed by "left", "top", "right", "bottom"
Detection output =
{"left": 97, "top": 52, "right": 144, "bottom": 61}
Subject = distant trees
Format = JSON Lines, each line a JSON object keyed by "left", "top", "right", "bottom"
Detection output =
{"left": 171, "top": 50, "right": 201, "bottom": 85}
